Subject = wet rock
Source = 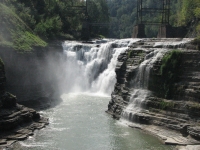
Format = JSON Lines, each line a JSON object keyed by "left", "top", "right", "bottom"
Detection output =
{"left": 0, "top": 139, "right": 6, "bottom": 145}
{"left": 0, "top": 140, "right": 16, "bottom": 148}
{"left": 16, "top": 129, "right": 33, "bottom": 136}
{"left": 117, "top": 53, "right": 127, "bottom": 62}
{"left": 111, "top": 43, "right": 118, "bottom": 48}
{"left": 38, "top": 117, "right": 49, "bottom": 125}
{"left": 107, "top": 38, "right": 200, "bottom": 147}
{"left": 29, "top": 122, "right": 46, "bottom": 130}
{"left": 180, "top": 124, "right": 190, "bottom": 136}
{"left": 0, "top": 48, "right": 49, "bottom": 149}
{"left": 6, "top": 133, "right": 28, "bottom": 140}
{"left": 188, "top": 126, "right": 200, "bottom": 139}
{"left": 133, "top": 113, "right": 151, "bottom": 124}
{"left": 32, "top": 112, "right": 40, "bottom": 121}
{"left": 165, "top": 138, "right": 183, "bottom": 145}
{"left": 176, "top": 145, "right": 200, "bottom": 150}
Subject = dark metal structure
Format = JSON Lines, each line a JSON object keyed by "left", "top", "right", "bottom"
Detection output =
{"left": 133, "top": 0, "right": 173, "bottom": 38}
{"left": 65, "top": 1, "right": 89, "bottom": 40}
{"left": 136, "top": 0, "right": 170, "bottom": 25}
{"left": 66, "top": 0, "right": 109, "bottom": 40}
{"left": 66, "top": 0, "right": 88, "bottom": 15}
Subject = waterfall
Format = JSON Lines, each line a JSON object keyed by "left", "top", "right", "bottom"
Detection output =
{"left": 61, "top": 39, "right": 141, "bottom": 95}
{"left": 154, "top": 38, "right": 193, "bottom": 48}
{"left": 121, "top": 48, "right": 169, "bottom": 122}
{"left": 119, "top": 38, "right": 195, "bottom": 124}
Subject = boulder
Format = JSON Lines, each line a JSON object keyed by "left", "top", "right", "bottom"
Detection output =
{"left": 188, "top": 126, "right": 200, "bottom": 139}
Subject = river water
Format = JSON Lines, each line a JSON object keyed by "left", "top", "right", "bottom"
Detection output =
{"left": 10, "top": 39, "right": 178, "bottom": 150}
{"left": 12, "top": 93, "right": 173, "bottom": 150}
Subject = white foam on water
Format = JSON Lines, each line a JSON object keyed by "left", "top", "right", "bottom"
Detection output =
{"left": 19, "top": 141, "right": 48, "bottom": 148}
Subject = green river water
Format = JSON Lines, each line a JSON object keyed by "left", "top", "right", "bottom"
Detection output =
{"left": 11, "top": 93, "right": 173, "bottom": 150}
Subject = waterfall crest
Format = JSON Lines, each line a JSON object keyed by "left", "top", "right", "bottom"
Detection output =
{"left": 61, "top": 39, "right": 140, "bottom": 95}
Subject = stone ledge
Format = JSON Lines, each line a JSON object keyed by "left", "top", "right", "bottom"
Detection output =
{"left": 107, "top": 38, "right": 200, "bottom": 148}
{"left": 0, "top": 116, "right": 48, "bottom": 149}
{"left": 176, "top": 145, "right": 200, "bottom": 150}
{"left": 128, "top": 123, "right": 200, "bottom": 146}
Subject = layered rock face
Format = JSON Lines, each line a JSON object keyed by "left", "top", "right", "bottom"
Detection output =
{"left": 107, "top": 46, "right": 147, "bottom": 119}
{"left": 107, "top": 38, "right": 200, "bottom": 141}
{"left": 0, "top": 59, "right": 48, "bottom": 147}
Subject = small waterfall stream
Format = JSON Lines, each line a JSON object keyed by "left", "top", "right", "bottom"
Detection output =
{"left": 121, "top": 38, "right": 193, "bottom": 123}
{"left": 121, "top": 48, "right": 171, "bottom": 122}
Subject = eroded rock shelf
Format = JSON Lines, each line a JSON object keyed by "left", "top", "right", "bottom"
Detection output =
{"left": 0, "top": 58, "right": 48, "bottom": 149}
{"left": 106, "top": 38, "right": 200, "bottom": 149}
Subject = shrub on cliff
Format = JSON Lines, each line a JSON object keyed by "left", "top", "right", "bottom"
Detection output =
{"left": 160, "top": 50, "right": 182, "bottom": 99}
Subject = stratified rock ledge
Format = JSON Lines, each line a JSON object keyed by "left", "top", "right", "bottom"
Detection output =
{"left": 107, "top": 38, "right": 200, "bottom": 149}
{"left": 0, "top": 104, "right": 49, "bottom": 149}
{"left": 0, "top": 55, "right": 49, "bottom": 149}
{"left": 127, "top": 123, "right": 200, "bottom": 149}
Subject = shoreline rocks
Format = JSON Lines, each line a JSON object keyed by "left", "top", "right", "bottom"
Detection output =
{"left": 0, "top": 57, "right": 49, "bottom": 149}
{"left": 107, "top": 38, "right": 200, "bottom": 148}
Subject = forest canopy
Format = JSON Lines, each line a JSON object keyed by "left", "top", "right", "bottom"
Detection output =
{"left": 108, "top": 0, "right": 200, "bottom": 38}
{"left": 0, "top": 0, "right": 200, "bottom": 49}
{"left": 0, "top": 0, "right": 109, "bottom": 50}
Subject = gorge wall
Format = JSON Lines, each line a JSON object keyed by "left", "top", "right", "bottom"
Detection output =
{"left": 106, "top": 38, "right": 200, "bottom": 142}
{"left": 0, "top": 42, "right": 63, "bottom": 109}
{"left": 0, "top": 58, "right": 48, "bottom": 148}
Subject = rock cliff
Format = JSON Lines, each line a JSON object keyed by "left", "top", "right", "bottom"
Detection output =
{"left": 0, "top": 58, "right": 48, "bottom": 148}
{"left": 0, "top": 42, "right": 63, "bottom": 109}
{"left": 107, "top": 38, "right": 200, "bottom": 146}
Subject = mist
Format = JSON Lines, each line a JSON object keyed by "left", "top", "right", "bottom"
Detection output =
{"left": 0, "top": 39, "right": 137, "bottom": 107}
{"left": 0, "top": 46, "right": 64, "bottom": 105}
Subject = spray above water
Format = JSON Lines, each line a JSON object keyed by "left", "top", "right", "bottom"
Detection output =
{"left": 61, "top": 39, "right": 141, "bottom": 96}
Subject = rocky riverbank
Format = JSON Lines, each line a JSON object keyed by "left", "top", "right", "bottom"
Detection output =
{"left": 0, "top": 41, "right": 64, "bottom": 148}
{"left": 0, "top": 58, "right": 49, "bottom": 149}
{"left": 106, "top": 38, "right": 200, "bottom": 149}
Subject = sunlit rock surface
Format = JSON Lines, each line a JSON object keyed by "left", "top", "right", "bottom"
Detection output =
{"left": 107, "top": 38, "right": 200, "bottom": 145}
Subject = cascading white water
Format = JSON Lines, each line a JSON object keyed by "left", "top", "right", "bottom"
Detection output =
{"left": 122, "top": 48, "right": 170, "bottom": 122}
{"left": 154, "top": 38, "right": 193, "bottom": 48}
{"left": 121, "top": 38, "right": 194, "bottom": 123}
{"left": 61, "top": 39, "right": 141, "bottom": 95}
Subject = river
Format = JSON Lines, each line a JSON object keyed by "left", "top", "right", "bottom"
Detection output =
{"left": 12, "top": 93, "right": 173, "bottom": 150}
